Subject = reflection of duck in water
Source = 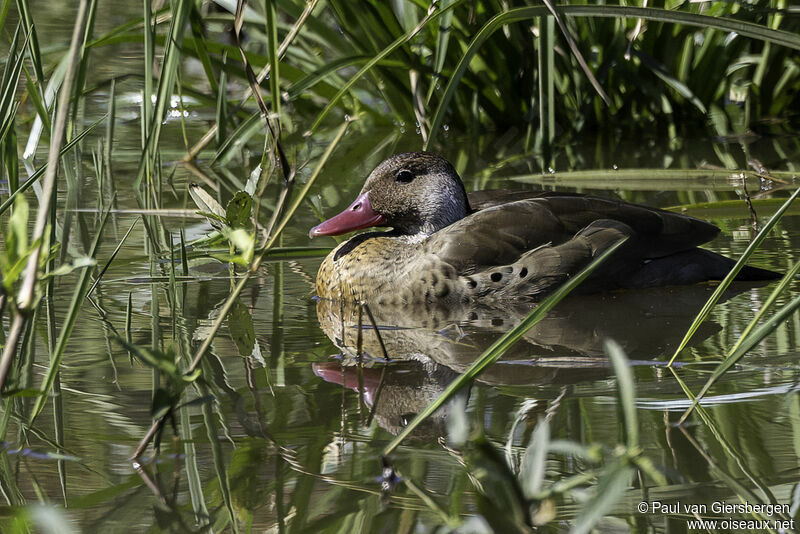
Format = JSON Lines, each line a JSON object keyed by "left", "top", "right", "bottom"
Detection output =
{"left": 312, "top": 288, "right": 730, "bottom": 435}
{"left": 309, "top": 152, "right": 778, "bottom": 305}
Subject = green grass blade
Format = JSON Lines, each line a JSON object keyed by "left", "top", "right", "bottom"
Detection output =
{"left": 265, "top": 0, "right": 280, "bottom": 124}
{"left": 134, "top": 0, "right": 192, "bottom": 190}
{"left": 0, "top": 114, "right": 106, "bottom": 217}
{"left": 382, "top": 237, "right": 629, "bottom": 456}
{"left": 87, "top": 217, "right": 139, "bottom": 297}
{"left": 679, "top": 284, "right": 800, "bottom": 424}
{"left": 425, "top": 0, "right": 455, "bottom": 105}
{"left": 604, "top": 339, "right": 638, "bottom": 449}
{"left": 30, "top": 206, "right": 112, "bottom": 424}
{"left": 14, "top": 0, "right": 45, "bottom": 91}
{"left": 310, "top": 0, "right": 465, "bottom": 131}
{"left": 667, "top": 186, "right": 800, "bottom": 365}
{"left": 729, "top": 259, "right": 800, "bottom": 356}
{"left": 188, "top": 5, "right": 219, "bottom": 93}
{"left": 539, "top": 15, "right": 555, "bottom": 154}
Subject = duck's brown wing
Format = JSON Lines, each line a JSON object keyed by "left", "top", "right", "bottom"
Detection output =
{"left": 467, "top": 189, "right": 583, "bottom": 210}
{"left": 426, "top": 196, "right": 719, "bottom": 275}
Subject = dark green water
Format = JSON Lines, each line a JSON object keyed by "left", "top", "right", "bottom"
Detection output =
{"left": 3, "top": 3, "right": 800, "bottom": 533}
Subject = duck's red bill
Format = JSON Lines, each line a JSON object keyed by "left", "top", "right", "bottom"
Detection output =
{"left": 309, "top": 192, "right": 385, "bottom": 238}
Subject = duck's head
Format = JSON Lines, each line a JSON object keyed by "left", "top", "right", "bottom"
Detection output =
{"left": 309, "top": 152, "right": 470, "bottom": 238}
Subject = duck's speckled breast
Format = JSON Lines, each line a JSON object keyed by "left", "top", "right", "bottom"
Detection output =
{"left": 315, "top": 235, "right": 460, "bottom": 305}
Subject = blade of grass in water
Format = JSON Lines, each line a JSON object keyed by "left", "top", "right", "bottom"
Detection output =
{"left": 30, "top": 206, "right": 111, "bottom": 423}
{"left": 678, "top": 265, "right": 800, "bottom": 424}
{"left": 265, "top": 0, "right": 280, "bottom": 124}
{"left": 0, "top": 115, "right": 106, "bottom": 217}
{"left": 134, "top": 0, "right": 191, "bottom": 190}
{"left": 382, "top": 237, "right": 629, "bottom": 456}
{"left": 14, "top": 0, "right": 45, "bottom": 91}
{"left": 87, "top": 217, "right": 139, "bottom": 297}
{"left": 666, "top": 186, "right": 800, "bottom": 366}
{"left": 604, "top": 339, "right": 638, "bottom": 449}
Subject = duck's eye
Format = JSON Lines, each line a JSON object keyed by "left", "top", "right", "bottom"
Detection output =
{"left": 395, "top": 169, "right": 415, "bottom": 183}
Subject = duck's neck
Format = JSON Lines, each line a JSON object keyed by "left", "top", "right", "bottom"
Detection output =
{"left": 396, "top": 183, "right": 471, "bottom": 237}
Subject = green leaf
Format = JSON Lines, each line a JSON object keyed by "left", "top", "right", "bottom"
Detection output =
{"left": 225, "top": 191, "right": 253, "bottom": 229}
{"left": 189, "top": 183, "right": 225, "bottom": 218}
{"left": 7, "top": 194, "right": 29, "bottom": 261}
{"left": 223, "top": 228, "right": 255, "bottom": 264}
{"left": 42, "top": 257, "right": 96, "bottom": 279}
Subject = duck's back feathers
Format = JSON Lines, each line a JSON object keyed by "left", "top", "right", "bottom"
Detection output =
{"left": 428, "top": 193, "right": 720, "bottom": 277}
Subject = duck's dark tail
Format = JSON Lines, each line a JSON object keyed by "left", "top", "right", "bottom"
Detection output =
{"left": 735, "top": 262, "right": 783, "bottom": 281}
{"left": 626, "top": 248, "right": 781, "bottom": 288}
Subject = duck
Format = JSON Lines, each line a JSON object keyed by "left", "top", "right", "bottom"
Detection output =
{"left": 309, "top": 152, "right": 779, "bottom": 305}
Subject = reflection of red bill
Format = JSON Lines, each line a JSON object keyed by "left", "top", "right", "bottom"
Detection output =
{"left": 312, "top": 362, "right": 382, "bottom": 406}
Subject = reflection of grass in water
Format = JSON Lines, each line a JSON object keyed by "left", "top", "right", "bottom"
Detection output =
{"left": 0, "top": 0, "right": 798, "bottom": 531}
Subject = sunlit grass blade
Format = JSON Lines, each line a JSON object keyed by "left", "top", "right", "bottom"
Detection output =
{"left": 604, "top": 339, "right": 638, "bottom": 449}
{"left": 382, "top": 237, "right": 629, "bottom": 456}
{"left": 667, "top": 186, "right": 800, "bottom": 366}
